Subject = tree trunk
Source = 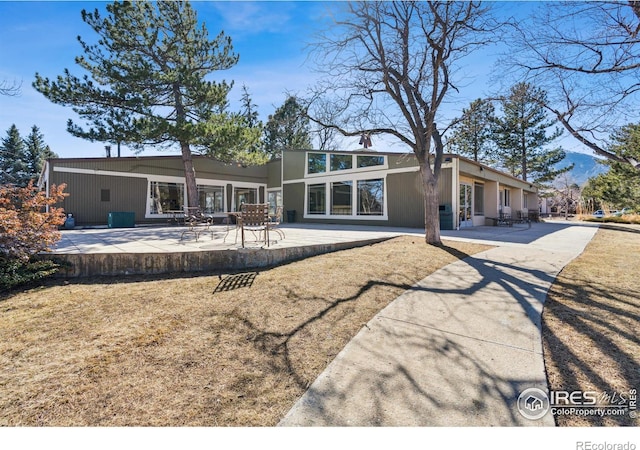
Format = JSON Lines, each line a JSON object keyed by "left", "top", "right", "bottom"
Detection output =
{"left": 181, "top": 141, "right": 199, "bottom": 209}
{"left": 173, "top": 83, "right": 198, "bottom": 209}
{"left": 420, "top": 163, "right": 442, "bottom": 245}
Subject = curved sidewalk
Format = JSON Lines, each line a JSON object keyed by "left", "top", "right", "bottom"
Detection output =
{"left": 279, "top": 224, "right": 599, "bottom": 426}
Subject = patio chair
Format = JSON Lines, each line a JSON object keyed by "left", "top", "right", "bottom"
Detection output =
{"left": 268, "top": 206, "right": 285, "bottom": 242}
{"left": 180, "top": 207, "right": 213, "bottom": 241}
{"left": 239, "top": 203, "right": 270, "bottom": 248}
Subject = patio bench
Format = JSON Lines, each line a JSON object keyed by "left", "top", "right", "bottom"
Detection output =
{"left": 487, "top": 217, "right": 513, "bottom": 227}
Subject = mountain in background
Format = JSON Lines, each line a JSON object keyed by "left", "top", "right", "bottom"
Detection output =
{"left": 556, "top": 151, "right": 609, "bottom": 186}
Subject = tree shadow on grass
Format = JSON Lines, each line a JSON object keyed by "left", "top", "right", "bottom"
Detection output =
{"left": 234, "top": 275, "right": 547, "bottom": 426}
{"left": 232, "top": 249, "right": 568, "bottom": 425}
{"left": 542, "top": 279, "right": 640, "bottom": 426}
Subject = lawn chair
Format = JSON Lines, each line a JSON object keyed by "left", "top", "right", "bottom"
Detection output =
{"left": 239, "top": 203, "right": 270, "bottom": 248}
{"left": 268, "top": 206, "right": 285, "bottom": 242}
{"left": 180, "top": 207, "right": 213, "bottom": 241}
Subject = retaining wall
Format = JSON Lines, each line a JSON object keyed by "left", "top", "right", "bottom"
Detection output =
{"left": 47, "top": 238, "right": 390, "bottom": 278}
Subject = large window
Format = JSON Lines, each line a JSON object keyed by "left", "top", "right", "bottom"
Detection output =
{"left": 308, "top": 153, "right": 326, "bottom": 174}
{"left": 234, "top": 187, "right": 257, "bottom": 210}
{"left": 308, "top": 152, "right": 387, "bottom": 175}
{"left": 308, "top": 184, "right": 326, "bottom": 214}
{"left": 357, "top": 155, "right": 384, "bottom": 168}
{"left": 331, "top": 181, "right": 352, "bottom": 215}
{"left": 330, "top": 154, "right": 353, "bottom": 171}
{"left": 150, "top": 181, "right": 184, "bottom": 214}
{"left": 474, "top": 183, "right": 484, "bottom": 216}
{"left": 357, "top": 179, "right": 384, "bottom": 215}
{"left": 198, "top": 185, "right": 224, "bottom": 214}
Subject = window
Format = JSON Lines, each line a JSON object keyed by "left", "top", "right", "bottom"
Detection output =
{"left": 330, "top": 154, "right": 352, "bottom": 171}
{"left": 308, "top": 153, "right": 326, "bottom": 174}
{"left": 503, "top": 189, "right": 510, "bottom": 207}
{"left": 474, "top": 183, "right": 484, "bottom": 216}
{"left": 198, "top": 185, "right": 224, "bottom": 214}
{"left": 357, "top": 179, "right": 384, "bottom": 215}
{"left": 308, "top": 184, "right": 326, "bottom": 214}
{"left": 101, "top": 189, "right": 110, "bottom": 202}
{"left": 331, "top": 181, "right": 352, "bottom": 215}
{"left": 150, "top": 181, "right": 184, "bottom": 214}
{"left": 357, "top": 155, "right": 384, "bottom": 168}
{"left": 268, "top": 191, "right": 282, "bottom": 215}
{"left": 234, "top": 187, "right": 257, "bottom": 210}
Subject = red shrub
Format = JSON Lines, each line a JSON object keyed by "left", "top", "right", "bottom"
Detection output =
{"left": 0, "top": 181, "right": 68, "bottom": 262}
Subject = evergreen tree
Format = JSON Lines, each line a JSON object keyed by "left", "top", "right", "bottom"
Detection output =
{"left": 240, "top": 85, "right": 261, "bottom": 129}
{"left": 447, "top": 98, "right": 496, "bottom": 163}
{"left": 23, "top": 126, "right": 58, "bottom": 183}
{"left": 263, "top": 96, "right": 312, "bottom": 160}
{"left": 582, "top": 123, "right": 640, "bottom": 210}
{"left": 33, "top": 1, "right": 264, "bottom": 208}
{"left": 491, "top": 82, "right": 571, "bottom": 185}
{"left": 0, "top": 125, "right": 28, "bottom": 186}
{"left": 239, "top": 85, "right": 265, "bottom": 154}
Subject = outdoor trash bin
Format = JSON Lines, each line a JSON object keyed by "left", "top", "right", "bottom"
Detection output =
{"left": 286, "top": 210, "right": 296, "bottom": 223}
{"left": 439, "top": 204, "right": 453, "bottom": 230}
{"left": 64, "top": 213, "right": 75, "bottom": 229}
{"left": 108, "top": 211, "right": 135, "bottom": 228}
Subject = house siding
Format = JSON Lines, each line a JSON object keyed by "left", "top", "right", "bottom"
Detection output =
{"left": 282, "top": 182, "right": 305, "bottom": 222}
{"left": 51, "top": 171, "right": 148, "bottom": 225}
{"left": 45, "top": 151, "right": 537, "bottom": 228}
{"left": 48, "top": 156, "right": 269, "bottom": 225}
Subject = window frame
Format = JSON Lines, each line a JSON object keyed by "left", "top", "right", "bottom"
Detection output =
{"left": 303, "top": 175, "right": 387, "bottom": 221}
{"left": 474, "top": 182, "right": 485, "bottom": 216}
{"left": 305, "top": 152, "right": 388, "bottom": 178}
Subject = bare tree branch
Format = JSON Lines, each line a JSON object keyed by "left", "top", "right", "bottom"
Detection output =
{"left": 503, "top": 1, "right": 640, "bottom": 170}
{"left": 304, "top": 1, "right": 498, "bottom": 243}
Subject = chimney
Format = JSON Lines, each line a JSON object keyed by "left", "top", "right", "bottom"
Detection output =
{"left": 105, "top": 145, "right": 111, "bottom": 158}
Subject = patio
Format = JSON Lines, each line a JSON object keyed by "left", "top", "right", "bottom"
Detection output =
{"left": 48, "top": 221, "right": 585, "bottom": 278}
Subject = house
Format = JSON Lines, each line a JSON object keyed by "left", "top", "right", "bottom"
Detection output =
{"left": 38, "top": 149, "right": 538, "bottom": 229}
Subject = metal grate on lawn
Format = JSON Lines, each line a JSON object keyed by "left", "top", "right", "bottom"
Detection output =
{"left": 213, "top": 272, "right": 258, "bottom": 293}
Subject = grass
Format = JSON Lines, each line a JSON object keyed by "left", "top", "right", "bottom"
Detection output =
{"left": 3, "top": 226, "right": 638, "bottom": 427}
{"left": 542, "top": 224, "right": 640, "bottom": 426}
{"left": 0, "top": 236, "right": 491, "bottom": 426}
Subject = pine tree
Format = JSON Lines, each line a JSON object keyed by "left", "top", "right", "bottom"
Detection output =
{"left": 583, "top": 123, "right": 640, "bottom": 209}
{"left": 34, "top": 1, "right": 264, "bottom": 208}
{"left": 23, "top": 126, "right": 58, "bottom": 183}
{"left": 447, "top": 98, "right": 496, "bottom": 163}
{"left": 491, "top": 82, "right": 571, "bottom": 185}
{"left": 0, "top": 125, "right": 28, "bottom": 186}
{"left": 263, "top": 96, "right": 312, "bottom": 160}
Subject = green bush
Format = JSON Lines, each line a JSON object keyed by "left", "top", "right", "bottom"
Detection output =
{"left": 0, "top": 258, "right": 60, "bottom": 292}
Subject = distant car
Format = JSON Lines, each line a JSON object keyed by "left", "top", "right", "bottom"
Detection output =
{"left": 593, "top": 210, "right": 605, "bottom": 218}
{"left": 614, "top": 207, "right": 633, "bottom": 216}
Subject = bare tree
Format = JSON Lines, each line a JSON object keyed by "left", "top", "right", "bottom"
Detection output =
{"left": 306, "top": 1, "right": 497, "bottom": 244}
{"left": 506, "top": 1, "right": 640, "bottom": 170}
{"left": 0, "top": 79, "right": 21, "bottom": 97}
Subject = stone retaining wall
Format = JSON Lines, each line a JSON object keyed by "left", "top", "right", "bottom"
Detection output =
{"left": 46, "top": 238, "right": 390, "bottom": 278}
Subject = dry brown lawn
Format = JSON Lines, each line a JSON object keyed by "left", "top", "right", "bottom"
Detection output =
{"left": 0, "top": 236, "right": 491, "bottom": 426}
{"left": 542, "top": 224, "right": 640, "bottom": 426}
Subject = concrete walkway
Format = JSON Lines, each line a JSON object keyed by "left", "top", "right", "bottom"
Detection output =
{"left": 278, "top": 223, "right": 599, "bottom": 426}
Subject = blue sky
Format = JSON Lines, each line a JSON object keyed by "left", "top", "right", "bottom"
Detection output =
{"left": 0, "top": 1, "right": 337, "bottom": 158}
{"left": 0, "top": 1, "right": 590, "bottom": 159}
